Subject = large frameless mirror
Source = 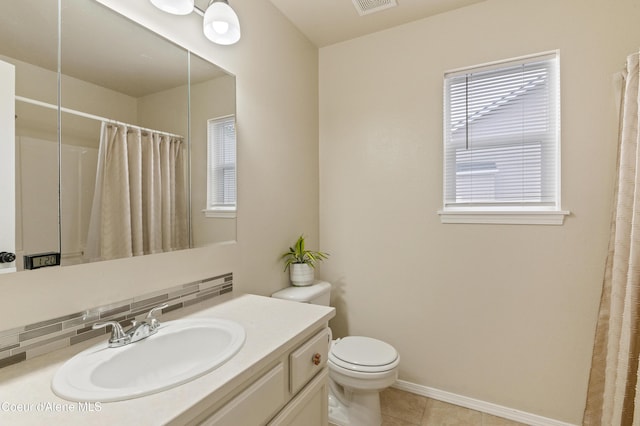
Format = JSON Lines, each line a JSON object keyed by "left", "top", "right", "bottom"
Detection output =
{"left": 0, "top": 0, "right": 237, "bottom": 273}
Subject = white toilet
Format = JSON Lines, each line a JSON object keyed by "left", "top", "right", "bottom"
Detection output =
{"left": 272, "top": 281, "right": 399, "bottom": 426}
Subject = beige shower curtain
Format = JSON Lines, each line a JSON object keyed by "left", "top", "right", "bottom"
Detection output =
{"left": 584, "top": 52, "right": 640, "bottom": 426}
{"left": 85, "top": 123, "right": 188, "bottom": 262}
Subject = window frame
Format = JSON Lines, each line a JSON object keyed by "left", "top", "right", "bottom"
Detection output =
{"left": 438, "top": 51, "right": 569, "bottom": 225}
{"left": 204, "top": 114, "right": 237, "bottom": 219}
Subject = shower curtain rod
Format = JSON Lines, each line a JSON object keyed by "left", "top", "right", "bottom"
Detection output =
{"left": 15, "top": 95, "right": 184, "bottom": 139}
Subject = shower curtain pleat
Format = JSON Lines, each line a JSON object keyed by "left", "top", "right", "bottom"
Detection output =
{"left": 145, "top": 133, "right": 163, "bottom": 254}
{"left": 101, "top": 124, "right": 133, "bottom": 260}
{"left": 173, "top": 139, "right": 188, "bottom": 250}
{"left": 127, "top": 130, "right": 144, "bottom": 257}
{"left": 160, "top": 135, "right": 172, "bottom": 252}
{"left": 85, "top": 123, "right": 187, "bottom": 262}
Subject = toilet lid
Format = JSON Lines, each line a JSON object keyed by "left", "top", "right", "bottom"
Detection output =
{"left": 330, "top": 336, "right": 398, "bottom": 367}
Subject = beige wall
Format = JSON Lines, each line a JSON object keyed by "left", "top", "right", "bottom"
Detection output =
{"left": 319, "top": 0, "right": 640, "bottom": 423}
{"left": 0, "top": 0, "right": 318, "bottom": 335}
{"left": 137, "top": 83, "right": 188, "bottom": 137}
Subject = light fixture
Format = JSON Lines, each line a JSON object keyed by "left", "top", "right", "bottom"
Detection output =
{"left": 150, "top": 0, "right": 194, "bottom": 16}
{"left": 149, "top": 0, "right": 241, "bottom": 46}
{"left": 203, "top": 0, "right": 241, "bottom": 45}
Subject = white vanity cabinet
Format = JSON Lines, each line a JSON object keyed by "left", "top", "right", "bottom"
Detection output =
{"left": 195, "top": 327, "right": 331, "bottom": 426}
{"left": 0, "top": 294, "right": 335, "bottom": 426}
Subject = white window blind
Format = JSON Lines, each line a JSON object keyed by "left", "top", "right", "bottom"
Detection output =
{"left": 443, "top": 52, "right": 560, "bottom": 213}
{"left": 207, "top": 115, "right": 236, "bottom": 212}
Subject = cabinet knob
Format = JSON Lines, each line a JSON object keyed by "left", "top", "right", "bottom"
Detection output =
{"left": 0, "top": 252, "right": 16, "bottom": 263}
{"left": 312, "top": 353, "right": 322, "bottom": 366}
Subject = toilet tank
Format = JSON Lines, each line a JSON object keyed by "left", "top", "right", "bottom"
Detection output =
{"left": 271, "top": 281, "right": 331, "bottom": 306}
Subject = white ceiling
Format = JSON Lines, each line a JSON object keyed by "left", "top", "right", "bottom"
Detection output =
{"left": 268, "top": 0, "right": 488, "bottom": 47}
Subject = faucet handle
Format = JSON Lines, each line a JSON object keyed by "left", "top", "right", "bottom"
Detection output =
{"left": 146, "top": 302, "right": 168, "bottom": 319}
{"left": 93, "top": 321, "right": 127, "bottom": 344}
{"left": 145, "top": 303, "right": 169, "bottom": 330}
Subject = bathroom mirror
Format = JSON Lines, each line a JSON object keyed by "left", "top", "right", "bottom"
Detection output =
{"left": 0, "top": 0, "right": 237, "bottom": 272}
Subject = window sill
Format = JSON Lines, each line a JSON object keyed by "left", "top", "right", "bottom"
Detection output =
{"left": 437, "top": 209, "right": 570, "bottom": 225}
{"left": 203, "top": 209, "right": 237, "bottom": 219}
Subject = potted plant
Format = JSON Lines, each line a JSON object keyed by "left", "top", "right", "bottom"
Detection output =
{"left": 280, "top": 235, "right": 329, "bottom": 286}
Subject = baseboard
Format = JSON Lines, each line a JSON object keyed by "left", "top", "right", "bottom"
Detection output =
{"left": 392, "top": 380, "right": 578, "bottom": 426}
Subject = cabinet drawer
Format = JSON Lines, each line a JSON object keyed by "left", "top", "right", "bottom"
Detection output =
{"left": 289, "top": 328, "right": 330, "bottom": 394}
{"left": 202, "top": 363, "right": 286, "bottom": 426}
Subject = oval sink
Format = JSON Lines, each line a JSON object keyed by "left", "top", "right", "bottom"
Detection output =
{"left": 52, "top": 318, "right": 245, "bottom": 402}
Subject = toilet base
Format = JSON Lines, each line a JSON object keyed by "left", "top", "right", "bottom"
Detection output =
{"left": 328, "top": 380, "right": 382, "bottom": 426}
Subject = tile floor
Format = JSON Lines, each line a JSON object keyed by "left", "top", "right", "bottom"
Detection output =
{"left": 380, "top": 388, "right": 528, "bottom": 426}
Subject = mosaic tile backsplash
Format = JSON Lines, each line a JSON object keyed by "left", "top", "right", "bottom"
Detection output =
{"left": 0, "top": 273, "right": 233, "bottom": 369}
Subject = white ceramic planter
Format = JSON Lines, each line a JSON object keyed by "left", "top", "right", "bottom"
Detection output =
{"left": 290, "top": 263, "right": 314, "bottom": 286}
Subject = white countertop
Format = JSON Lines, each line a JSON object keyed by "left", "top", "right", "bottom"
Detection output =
{"left": 0, "top": 293, "right": 335, "bottom": 425}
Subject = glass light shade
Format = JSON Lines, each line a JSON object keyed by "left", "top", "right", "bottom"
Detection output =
{"left": 150, "top": 0, "right": 194, "bottom": 15}
{"left": 203, "top": 1, "right": 241, "bottom": 45}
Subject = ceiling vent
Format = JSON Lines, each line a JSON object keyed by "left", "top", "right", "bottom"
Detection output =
{"left": 351, "top": 0, "right": 398, "bottom": 16}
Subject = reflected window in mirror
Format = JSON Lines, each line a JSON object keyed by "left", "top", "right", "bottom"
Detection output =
{"left": 205, "top": 115, "right": 237, "bottom": 219}
{"left": 189, "top": 52, "right": 237, "bottom": 247}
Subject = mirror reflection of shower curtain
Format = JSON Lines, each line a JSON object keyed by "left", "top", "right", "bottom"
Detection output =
{"left": 85, "top": 123, "right": 188, "bottom": 262}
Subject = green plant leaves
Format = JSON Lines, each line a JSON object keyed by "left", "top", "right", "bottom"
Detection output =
{"left": 280, "top": 235, "right": 329, "bottom": 271}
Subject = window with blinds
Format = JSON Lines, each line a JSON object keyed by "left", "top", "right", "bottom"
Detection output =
{"left": 207, "top": 115, "right": 236, "bottom": 214}
{"left": 441, "top": 52, "right": 565, "bottom": 224}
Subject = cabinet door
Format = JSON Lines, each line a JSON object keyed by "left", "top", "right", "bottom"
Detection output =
{"left": 268, "top": 368, "right": 328, "bottom": 426}
{"left": 202, "top": 363, "right": 286, "bottom": 426}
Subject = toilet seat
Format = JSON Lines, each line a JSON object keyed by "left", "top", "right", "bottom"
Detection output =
{"left": 329, "top": 336, "right": 399, "bottom": 373}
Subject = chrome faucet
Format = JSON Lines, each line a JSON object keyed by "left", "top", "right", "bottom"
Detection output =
{"left": 92, "top": 303, "right": 169, "bottom": 348}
